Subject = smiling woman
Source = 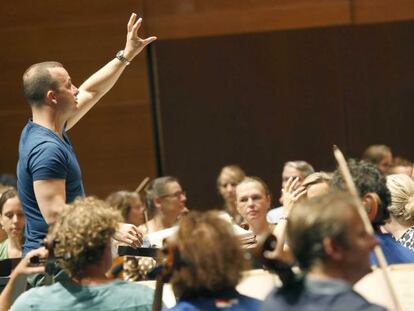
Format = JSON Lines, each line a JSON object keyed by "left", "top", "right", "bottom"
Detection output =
{"left": 0, "top": 189, "right": 25, "bottom": 260}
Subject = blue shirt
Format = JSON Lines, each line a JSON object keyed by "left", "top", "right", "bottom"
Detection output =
{"left": 262, "top": 277, "right": 387, "bottom": 311}
{"left": 371, "top": 233, "right": 414, "bottom": 265}
{"left": 17, "top": 121, "right": 85, "bottom": 255}
{"left": 11, "top": 279, "right": 153, "bottom": 311}
{"left": 165, "top": 289, "right": 261, "bottom": 311}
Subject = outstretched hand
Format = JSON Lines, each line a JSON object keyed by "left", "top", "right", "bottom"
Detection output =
{"left": 124, "top": 13, "right": 157, "bottom": 61}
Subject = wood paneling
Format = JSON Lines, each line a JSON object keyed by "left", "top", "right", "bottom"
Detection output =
{"left": 0, "top": 1, "right": 157, "bottom": 198}
{"left": 152, "top": 20, "right": 414, "bottom": 210}
{"left": 354, "top": 0, "right": 414, "bottom": 24}
{"left": 144, "top": 0, "right": 351, "bottom": 39}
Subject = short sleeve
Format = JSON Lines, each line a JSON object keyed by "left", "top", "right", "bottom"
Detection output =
{"left": 28, "top": 141, "right": 68, "bottom": 181}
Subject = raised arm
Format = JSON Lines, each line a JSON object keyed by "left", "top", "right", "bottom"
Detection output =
{"left": 66, "top": 13, "right": 157, "bottom": 130}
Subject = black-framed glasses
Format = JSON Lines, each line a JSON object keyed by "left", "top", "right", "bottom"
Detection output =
{"left": 159, "top": 191, "right": 186, "bottom": 199}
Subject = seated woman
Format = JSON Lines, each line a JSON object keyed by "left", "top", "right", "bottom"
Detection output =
{"left": 106, "top": 190, "right": 155, "bottom": 281}
{"left": 139, "top": 176, "right": 188, "bottom": 234}
{"left": 216, "top": 165, "right": 246, "bottom": 225}
{"left": 106, "top": 191, "right": 146, "bottom": 227}
{"left": 384, "top": 174, "right": 414, "bottom": 251}
{"left": 166, "top": 211, "right": 261, "bottom": 311}
{"left": 235, "top": 177, "right": 275, "bottom": 241}
{"left": 0, "top": 189, "right": 25, "bottom": 260}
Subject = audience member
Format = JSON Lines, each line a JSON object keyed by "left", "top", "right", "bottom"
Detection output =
{"left": 106, "top": 191, "right": 146, "bottom": 227}
{"left": 262, "top": 193, "right": 386, "bottom": 311}
{"left": 331, "top": 159, "right": 414, "bottom": 264}
{"left": 390, "top": 157, "right": 413, "bottom": 176}
{"left": 384, "top": 174, "right": 414, "bottom": 251}
{"left": 236, "top": 177, "right": 274, "bottom": 240}
{"left": 10, "top": 197, "right": 154, "bottom": 310}
{"left": 140, "top": 177, "right": 188, "bottom": 234}
{"left": 300, "top": 171, "right": 332, "bottom": 199}
{"left": 216, "top": 165, "right": 246, "bottom": 225}
{"left": 362, "top": 145, "right": 393, "bottom": 175}
{"left": 0, "top": 189, "right": 24, "bottom": 260}
{"left": 267, "top": 161, "right": 314, "bottom": 224}
{"left": 16, "top": 13, "right": 155, "bottom": 256}
{"left": 166, "top": 211, "right": 261, "bottom": 311}
{"left": 106, "top": 191, "right": 155, "bottom": 281}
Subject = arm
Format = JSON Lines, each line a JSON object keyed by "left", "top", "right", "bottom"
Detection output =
{"left": 66, "top": 13, "right": 157, "bottom": 130}
{"left": 271, "top": 177, "right": 305, "bottom": 258}
{"left": 33, "top": 179, "right": 66, "bottom": 225}
{"left": 0, "top": 248, "right": 47, "bottom": 311}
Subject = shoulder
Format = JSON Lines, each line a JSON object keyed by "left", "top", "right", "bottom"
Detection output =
{"left": 106, "top": 280, "right": 154, "bottom": 301}
{"left": 11, "top": 284, "right": 51, "bottom": 310}
{"left": 0, "top": 239, "right": 8, "bottom": 260}
{"left": 332, "top": 290, "right": 387, "bottom": 311}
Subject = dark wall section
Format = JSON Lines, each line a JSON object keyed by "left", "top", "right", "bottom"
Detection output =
{"left": 152, "top": 21, "right": 414, "bottom": 210}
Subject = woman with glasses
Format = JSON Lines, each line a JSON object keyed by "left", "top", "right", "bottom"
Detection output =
{"left": 140, "top": 176, "right": 188, "bottom": 234}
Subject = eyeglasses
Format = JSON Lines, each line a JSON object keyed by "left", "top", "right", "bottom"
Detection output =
{"left": 159, "top": 191, "right": 186, "bottom": 199}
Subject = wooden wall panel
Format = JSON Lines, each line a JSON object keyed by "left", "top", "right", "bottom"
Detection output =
{"left": 152, "top": 20, "right": 414, "bottom": 210}
{"left": 0, "top": 1, "right": 157, "bottom": 198}
{"left": 143, "top": 0, "right": 351, "bottom": 39}
{"left": 153, "top": 27, "right": 348, "bottom": 210}
{"left": 354, "top": 0, "right": 414, "bottom": 24}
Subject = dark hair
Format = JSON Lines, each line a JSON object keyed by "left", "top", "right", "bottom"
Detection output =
{"left": 22, "top": 61, "right": 63, "bottom": 106}
{"left": 330, "top": 159, "right": 390, "bottom": 226}
{"left": 0, "top": 188, "right": 18, "bottom": 214}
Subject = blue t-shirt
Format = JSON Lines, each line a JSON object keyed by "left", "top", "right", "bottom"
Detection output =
{"left": 165, "top": 289, "right": 261, "bottom": 311}
{"left": 11, "top": 279, "right": 153, "bottom": 311}
{"left": 17, "top": 121, "right": 85, "bottom": 255}
{"left": 371, "top": 233, "right": 414, "bottom": 265}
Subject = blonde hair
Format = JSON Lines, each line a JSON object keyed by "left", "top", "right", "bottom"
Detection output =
{"left": 386, "top": 174, "right": 414, "bottom": 223}
{"left": 216, "top": 165, "right": 246, "bottom": 188}
{"left": 49, "top": 197, "right": 122, "bottom": 278}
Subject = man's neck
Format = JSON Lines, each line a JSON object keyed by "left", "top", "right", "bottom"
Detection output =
{"left": 32, "top": 108, "right": 66, "bottom": 136}
{"left": 308, "top": 264, "right": 355, "bottom": 285}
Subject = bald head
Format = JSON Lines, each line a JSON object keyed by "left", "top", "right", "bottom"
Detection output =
{"left": 22, "top": 61, "right": 63, "bottom": 106}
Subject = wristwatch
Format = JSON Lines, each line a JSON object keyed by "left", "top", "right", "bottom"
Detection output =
{"left": 116, "top": 50, "right": 131, "bottom": 66}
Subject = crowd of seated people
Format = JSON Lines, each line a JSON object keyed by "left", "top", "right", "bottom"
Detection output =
{"left": 2, "top": 143, "right": 414, "bottom": 310}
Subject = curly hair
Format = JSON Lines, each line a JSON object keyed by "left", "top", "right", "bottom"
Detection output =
{"left": 330, "top": 159, "right": 390, "bottom": 226}
{"left": 386, "top": 174, "right": 414, "bottom": 223}
{"left": 287, "top": 192, "right": 354, "bottom": 271}
{"left": 49, "top": 197, "right": 122, "bottom": 278}
{"left": 170, "top": 211, "right": 247, "bottom": 298}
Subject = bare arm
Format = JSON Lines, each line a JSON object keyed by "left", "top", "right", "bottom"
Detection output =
{"left": 0, "top": 248, "right": 47, "bottom": 311}
{"left": 33, "top": 179, "right": 66, "bottom": 225}
{"left": 66, "top": 13, "right": 157, "bottom": 130}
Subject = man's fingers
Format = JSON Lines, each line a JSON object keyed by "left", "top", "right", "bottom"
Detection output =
{"left": 132, "top": 17, "right": 143, "bottom": 33}
{"left": 143, "top": 36, "right": 157, "bottom": 46}
{"left": 127, "top": 13, "right": 137, "bottom": 32}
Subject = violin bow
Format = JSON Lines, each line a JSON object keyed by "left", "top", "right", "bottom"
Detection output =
{"left": 135, "top": 177, "right": 151, "bottom": 232}
{"left": 333, "top": 145, "right": 402, "bottom": 311}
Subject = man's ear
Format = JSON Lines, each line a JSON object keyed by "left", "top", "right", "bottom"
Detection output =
{"left": 154, "top": 197, "right": 162, "bottom": 209}
{"left": 45, "top": 90, "right": 57, "bottom": 105}
{"left": 362, "top": 193, "right": 379, "bottom": 221}
{"left": 323, "top": 238, "right": 344, "bottom": 261}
